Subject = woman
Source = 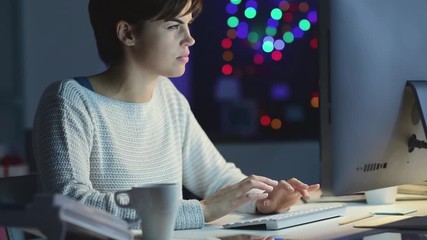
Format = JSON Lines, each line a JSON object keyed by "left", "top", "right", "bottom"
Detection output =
{"left": 33, "top": 0, "right": 320, "bottom": 229}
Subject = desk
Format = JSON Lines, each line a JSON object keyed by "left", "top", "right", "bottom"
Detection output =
{"left": 169, "top": 200, "right": 427, "bottom": 240}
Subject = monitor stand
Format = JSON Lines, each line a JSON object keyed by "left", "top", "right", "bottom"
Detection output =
{"left": 364, "top": 186, "right": 398, "bottom": 205}
{"left": 363, "top": 81, "right": 427, "bottom": 205}
{"left": 406, "top": 80, "right": 427, "bottom": 151}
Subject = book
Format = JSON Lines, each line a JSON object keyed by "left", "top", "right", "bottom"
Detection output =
{"left": 0, "top": 194, "right": 133, "bottom": 240}
{"left": 398, "top": 182, "right": 427, "bottom": 195}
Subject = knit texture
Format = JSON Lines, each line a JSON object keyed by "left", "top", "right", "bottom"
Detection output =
{"left": 33, "top": 77, "right": 253, "bottom": 229}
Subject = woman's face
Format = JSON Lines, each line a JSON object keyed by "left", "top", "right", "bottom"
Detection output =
{"left": 129, "top": 4, "right": 196, "bottom": 78}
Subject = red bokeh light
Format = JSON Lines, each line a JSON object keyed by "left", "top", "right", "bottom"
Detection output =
{"left": 221, "top": 38, "right": 233, "bottom": 49}
{"left": 253, "top": 54, "right": 264, "bottom": 65}
{"left": 272, "top": 51, "right": 283, "bottom": 61}
{"left": 222, "top": 64, "right": 233, "bottom": 75}
{"left": 260, "top": 115, "right": 271, "bottom": 126}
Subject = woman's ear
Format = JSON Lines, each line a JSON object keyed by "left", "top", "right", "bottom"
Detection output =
{"left": 116, "top": 21, "right": 135, "bottom": 46}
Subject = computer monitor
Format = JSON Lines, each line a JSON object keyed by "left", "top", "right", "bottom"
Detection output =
{"left": 319, "top": 0, "right": 427, "bottom": 196}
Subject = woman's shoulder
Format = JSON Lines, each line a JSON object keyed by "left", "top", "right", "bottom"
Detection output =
{"left": 158, "top": 77, "right": 185, "bottom": 100}
{"left": 41, "top": 78, "right": 90, "bottom": 101}
{"left": 157, "top": 77, "right": 190, "bottom": 104}
{"left": 157, "top": 76, "right": 179, "bottom": 91}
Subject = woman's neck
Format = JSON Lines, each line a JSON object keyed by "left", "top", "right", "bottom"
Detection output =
{"left": 88, "top": 63, "right": 159, "bottom": 103}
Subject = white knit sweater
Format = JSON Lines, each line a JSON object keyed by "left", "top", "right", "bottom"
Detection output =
{"left": 32, "top": 77, "right": 251, "bottom": 229}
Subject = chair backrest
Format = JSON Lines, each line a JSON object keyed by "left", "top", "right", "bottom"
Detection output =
{"left": 0, "top": 174, "right": 39, "bottom": 205}
{"left": 0, "top": 174, "right": 40, "bottom": 239}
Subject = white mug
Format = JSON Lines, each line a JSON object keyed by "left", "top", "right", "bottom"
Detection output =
{"left": 114, "top": 183, "right": 179, "bottom": 240}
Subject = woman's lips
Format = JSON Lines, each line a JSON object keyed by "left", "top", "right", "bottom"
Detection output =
{"left": 177, "top": 55, "right": 189, "bottom": 63}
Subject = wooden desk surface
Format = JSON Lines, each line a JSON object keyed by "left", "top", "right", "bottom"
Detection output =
{"left": 165, "top": 199, "right": 427, "bottom": 240}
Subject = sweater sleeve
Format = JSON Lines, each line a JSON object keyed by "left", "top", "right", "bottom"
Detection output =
{"left": 180, "top": 102, "right": 257, "bottom": 214}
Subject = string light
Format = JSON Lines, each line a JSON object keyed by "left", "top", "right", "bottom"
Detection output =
{"left": 271, "top": 50, "right": 283, "bottom": 61}
{"left": 227, "top": 16, "right": 239, "bottom": 28}
{"left": 271, "top": 119, "right": 282, "bottom": 130}
{"left": 221, "top": 38, "right": 233, "bottom": 49}
{"left": 222, "top": 64, "right": 233, "bottom": 75}
{"left": 219, "top": 0, "right": 318, "bottom": 129}
{"left": 260, "top": 115, "right": 271, "bottom": 126}
{"left": 283, "top": 32, "right": 295, "bottom": 43}
{"left": 253, "top": 54, "right": 264, "bottom": 64}
{"left": 244, "top": 7, "right": 257, "bottom": 19}
{"left": 222, "top": 0, "right": 316, "bottom": 70}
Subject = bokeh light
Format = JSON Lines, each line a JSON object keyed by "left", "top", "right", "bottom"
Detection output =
{"left": 267, "top": 18, "right": 279, "bottom": 28}
{"left": 245, "top": 0, "right": 258, "bottom": 9}
{"left": 292, "top": 26, "right": 304, "bottom": 39}
{"left": 222, "top": 64, "right": 233, "bottom": 75}
{"left": 262, "top": 41, "right": 274, "bottom": 53}
{"left": 310, "top": 38, "right": 318, "bottom": 49}
{"left": 283, "top": 12, "right": 294, "bottom": 23}
{"left": 221, "top": 38, "right": 232, "bottom": 49}
{"left": 227, "top": 29, "right": 237, "bottom": 39}
{"left": 253, "top": 54, "right": 264, "bottom": 64}
{"left": 237, "top": 22, "right": 249, "bottom": 39}
{"left": 271, "top": 50, "right": 283, "bottom": 61}
{"left": 223, "top": 51, "right": 234, "bottom": 61}
{"left": 260, "top": 115, "right": 271, "bottom": 126}
{"left": 226, "top": 3, "right": 238, "bottom": 15}
{"left": 248, "top": 32, "right": 259, "bottom": 43}
{"left": 271, "top": 84, "right": 290, "bottom": 100}
{"left": 299, "top": 2, "right": 310, "bottom": 13}
{"left": 271, "top": 119, "right": 282, "bottom": 130}
{"left": 307, "top": 10, "right": 318, "bottom": 23}
{"left": 299, "top": 19, "right": 311, "bottom": 31}
{"left": 279, "top": 1, "right": 290, "bottom": 11}
{"left": 271, "top": 8, "right": 283, "bottom": 20}
{"left": 283, "top": 32, "right": 295, "bottom": 43}
{"left": 244, "top": 7, "right": 257, "bottom": 19}
{"left": 265, "top": 27, "right": 277, "bottom": 36}
{"left": 227, "top": 16, "right": 239, "bottom": 28}
{"left": 274, "top": 39, "right": 285, "bottom": 50}
{"left": 311, "top": 92, "right": 319, "bottom": 108}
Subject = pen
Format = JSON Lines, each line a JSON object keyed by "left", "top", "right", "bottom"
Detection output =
{"left": 338, "top": 212, "right": 374, "bottom": 225}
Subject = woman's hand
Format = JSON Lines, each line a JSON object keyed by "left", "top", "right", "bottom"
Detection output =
{"left": 255, "top": 178, "right": 320, "bottom": 214}
{"left": 200, "top": 175, "right": 278, "bottom": 222}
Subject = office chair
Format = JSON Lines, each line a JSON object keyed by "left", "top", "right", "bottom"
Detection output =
{"left": 0, "top": 174, "right": 42, "bottom": 240}
{"left": 0, "top": 174, "right": 39, "bottom": 205}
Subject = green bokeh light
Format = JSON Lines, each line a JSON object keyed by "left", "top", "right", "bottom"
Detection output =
{"left": 271, "top": 8, "right": 283, "bottom": 20}
{"left": 283, "top": 32, "right": 295, "bottom": 43}
{"left": 265, "top": 27, "right": 277, "bottom": 36}
{"left": 227, "top": 16, "right": 239, "bottom": 28}
{"left": 262, "top": 41, "right": 274, "bottom": 53}
{"left": 244, "top": 7, "right": 257, "bottom": 19}
{"left": 230, "top": 0, "right": 241, "bottom": 5}
{"left": 299, "top": 19, "right": 311, "bottom": 31}
{"left": 248, "top": 32, "right": 259, "bottom": 43}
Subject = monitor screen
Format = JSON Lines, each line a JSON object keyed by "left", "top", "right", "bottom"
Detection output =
{"left": 319, "top": 0, "right": 427, "bottom": 195}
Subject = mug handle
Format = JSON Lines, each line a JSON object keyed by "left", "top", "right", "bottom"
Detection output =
{"left": 114, "top": 190, "right": 132, "bottom": 208}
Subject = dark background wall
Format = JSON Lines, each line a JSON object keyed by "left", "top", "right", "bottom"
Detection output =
{"left": 0, "top": 0, "right": 320, "bottom": 184}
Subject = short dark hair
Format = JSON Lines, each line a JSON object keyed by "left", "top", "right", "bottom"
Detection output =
{"left": 88, "top": 0, "right": 202, "bottom": 66}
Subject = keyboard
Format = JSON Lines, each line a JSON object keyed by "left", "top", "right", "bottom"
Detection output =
{"left": 223, "top": 203, "right": 347, "bottom": 230}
